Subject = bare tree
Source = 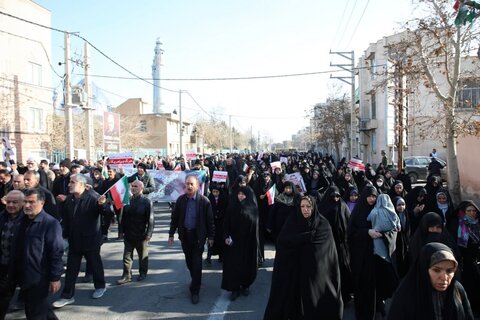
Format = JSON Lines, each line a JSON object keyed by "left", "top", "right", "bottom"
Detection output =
{"left": 399, "top": 0, "right": 480, "bottom": 203}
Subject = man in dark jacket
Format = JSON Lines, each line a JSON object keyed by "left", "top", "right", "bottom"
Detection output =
{"left": 0, "top": 190, "right": 24, "bottom": 318}
{"left": 53, "top": 174, "right": 108, "bottom": 309}
{"left": 127, "top": 163, "right": 155, "bottom": 195}
{"left": 117, "top": 180, "right": 154, "bottom": 284}
{"left": 18, "top": 188, "right": 63, "bottom": 319}
{"left": 168, "top": 175, "right": 214, "bottom": 304}
{"left": 24, "top": 170, "right": 58, "bottom": 220}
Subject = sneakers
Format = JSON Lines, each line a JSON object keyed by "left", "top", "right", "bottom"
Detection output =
{"left": 117, "top": 277, "right": 132, "bottom": 285}
{"left": 92, "top": 287, "right": 107, "bottom": 299}
{"left": 52, "top": 298, "right": 75, "bottom": 308}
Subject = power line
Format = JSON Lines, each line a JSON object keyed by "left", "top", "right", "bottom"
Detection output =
{"left": 330, "top": 0, "right": 351, "bottom": 49}
{"left": 0, "top": 9, "right": 180, "bottom": 94}
{"left": 0, "top": 29, "right": 63, "bottom": 79}
{"left": 345, "top": 0, "right": 371, "bottom": 49}
{"left": 336, "top": 0, "right": 358, "bottom": 49}
{"left": 72, "top": 64, "right": 383, "bottom": 82}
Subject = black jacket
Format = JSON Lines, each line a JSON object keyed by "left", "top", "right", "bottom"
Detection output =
{"left": 62, "top": 190, "right": 107, "bottom": 251}
{"left": 169, "top": 192, "right": 214, "bottom": 245}
{"left": 17, "top": 210, "right": 64, "bottom": 288}
{"left": 121, "top": 195, "right": 154, "bottom": 242}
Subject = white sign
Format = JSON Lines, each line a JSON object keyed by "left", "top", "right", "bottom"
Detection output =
{"left": 212, "top": 170, "right": 228, "bottom": 182}
{"left": 280, "top": 157, "right": 288, "bottom": 164}
{"left": 186, "top": 150, "right": 197, "bottom": 161}
{"left": 107, "top": 151, "right": 134, "bottom": 170}
{"left": 284, "top": 172, "right": 307, "bottom": 193}
{"left": 270, "top": 161, "right": 282, "bottom": 171}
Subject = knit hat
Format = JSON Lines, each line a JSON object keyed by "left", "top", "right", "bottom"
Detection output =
{"left": 59, "top": 159, "right": 72, "bottom": 170}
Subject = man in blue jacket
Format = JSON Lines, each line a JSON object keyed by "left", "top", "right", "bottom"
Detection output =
{"left": 17, "top": 188, "right": 63, "bottom": 319}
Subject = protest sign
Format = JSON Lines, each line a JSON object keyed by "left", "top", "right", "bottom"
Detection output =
{"left": 212, "top": 170, "right": 228, "bottom": 182}
{"left": 284, "top": 172, "right": 307, "bottom": 193}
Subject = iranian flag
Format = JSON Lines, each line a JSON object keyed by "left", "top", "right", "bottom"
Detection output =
{"left": 266, "top": 184, "right": 276, "bottom": 205}
{"left": 348, "top": 158, "right": 366, "bottom": 171}
{"left": 110, "top": 176, "right": 130, "bottom": 209}
{"left": 174, "top": 163, "right": 182, "bottom": 172}
{"left": 242, "top": 162, "right": 249, "bottom": 173}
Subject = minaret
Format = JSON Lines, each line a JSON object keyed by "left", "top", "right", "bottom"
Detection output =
{"left": 152, "top": 38, "right": 163, "bottom": 114}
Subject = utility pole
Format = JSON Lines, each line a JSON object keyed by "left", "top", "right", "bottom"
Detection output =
{"left": 83, "top": 41, "right": 95, "bottom": 162}
{"left": 64, "top": 32, "right": 74, "bottom": 159}
{"left": 392, "top": 57, "right": 406, "bottom": 171}
{"left": 330, "top": 50, "right": 356, "bottom": 159}
{"left": 229, "top": 115, "right": 233, "bottom": 153}
{"left": 179, "top": 90, "right": 183, "bottom": 157}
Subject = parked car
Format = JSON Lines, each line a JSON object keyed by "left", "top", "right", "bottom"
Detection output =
{"left": 404, "top": 156, "right": 447, "bottom": 183}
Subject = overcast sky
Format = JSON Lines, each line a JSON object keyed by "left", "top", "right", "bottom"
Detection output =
{"left": 33, "top": 0, "right": 414, "bottom": 142}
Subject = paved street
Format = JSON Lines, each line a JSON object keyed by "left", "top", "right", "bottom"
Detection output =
{"left": 6, "top": 203, "right": 355, "bottom": 320}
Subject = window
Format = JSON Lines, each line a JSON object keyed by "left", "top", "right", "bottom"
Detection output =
{"left": 457, "top": 82, "right": 480, "bottom": 109}
{"left": 371, "top": 132, "right": 377, "bottom": 154}
{"left": 369, "top": 55, "right": 377, "bottom": 80}
{"left": 371, "top": 92, "right": 376, "bottom": 119}
{"left": 139, "top": 120, "right": 147, "bottom": 132}
{"left": 29, "top": 107, "right": 44, "bottom": 132}
{"left": 28, "top": 62, "right": 42, "bottom": 86}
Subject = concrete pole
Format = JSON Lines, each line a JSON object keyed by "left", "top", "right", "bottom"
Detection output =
{"left": 229, "top": 115, "right": 233, "bottom": 153}
{"left": 350, "top": 50, "right": 356, "bottom": 159}
{"left": 64, "top": 32, "right": 74, "bottom": 159}
{"left": 84, "top": 42, "right": 95, "bottom": 162}
{"left": 179, "top": 90, "right": 183, "bottom": 157}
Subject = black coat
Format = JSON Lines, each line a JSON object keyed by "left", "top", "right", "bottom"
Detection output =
{"left": 62, "top": 190, "right": 107, "bottom": 252}
{"left": 264, "top": 196, "right": 343, "bottom": 320}
{"left": 208, "top": 190, "right": 228, "bottom": 256}
{"left": 319, "top": 186, "right": 353, "bottom": 301}
{"left": 348, "top": 186, "right": 380, "bottom": 320}
{"left": 169, "top": 192, "right": 214, "bottom": 245}
{"left": 16, "top": 210, "right": 64, "bottom": 288}
{"left": 121, "top": 195, "right": 154, "bottom": 242}
{"left": 221, "top": 187, "right": 258, "bottom": 291}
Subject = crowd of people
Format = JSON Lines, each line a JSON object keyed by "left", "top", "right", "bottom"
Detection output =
{"left": 0, "top": 151, "right": 478, "bottom": 319}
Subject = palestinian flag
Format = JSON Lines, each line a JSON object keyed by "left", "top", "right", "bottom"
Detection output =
{"left": 110, "top": 176, "right": 130, "bottom": 210}
{"left": 266, "top": 184, "right": 276, "bottom": 205}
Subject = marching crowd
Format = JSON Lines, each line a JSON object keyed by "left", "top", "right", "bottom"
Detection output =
{"left": 0, "top": 152, "right": 479, "bottom": 319}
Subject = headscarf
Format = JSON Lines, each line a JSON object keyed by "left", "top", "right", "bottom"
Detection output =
{"left": 275, "top": 181, "right": 298, "bottom": 207}
{"left": 393, "top": 196, "right": 407, "bottom": 230}
{"left": 408, "top": 212, "right": 460, "bottom": 265}
{"left": 388, "top": 243, "right": 472, "bottom": 320}
{"left": 455, "top": 200, "right": 480, "bottom": 248}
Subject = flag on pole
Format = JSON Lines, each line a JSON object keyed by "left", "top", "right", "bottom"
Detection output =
{"left": 101, "top": 165, "right": 109, "bottom": 179}
{"left": 242, "top": 162, "right": 248, "bottom": 173}
{"left": 348, "top": 158, "right": 366, "bottom": 171}
{"left": 110, "top": 176, "right": 130, "bottom": 209}
{"left": 266, "top": 184, "right": 276, "bottom": 205}
{"left": 174, "top": 163, "right": 182, "bottom": 172}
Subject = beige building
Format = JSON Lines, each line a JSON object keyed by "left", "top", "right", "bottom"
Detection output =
{"left": 114, "top": 98, "right": 198, "bottom": 156}
{"left": 0, "top": 0, "right": 52, "bottom": 162}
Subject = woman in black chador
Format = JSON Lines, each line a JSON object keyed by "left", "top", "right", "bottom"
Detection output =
{"left": 264, "top": 195, "right": 343, "bottom": 320}
{"left": 267, "top": 181, "right": 299, "bottom": 242}
{"left": 348, "top": 185, "right": 390, "bottom": 320}
{"left": 221, "top": 186, "right": 259, "bottom": 301}
{"left": 387, "top": 242, "right": 473, "bottom": 320}
{"left": 318, "top": 185, "right": 353, "bottom": 302}
{"left": 206, "top": 183, "right": 228, "bottom": 264}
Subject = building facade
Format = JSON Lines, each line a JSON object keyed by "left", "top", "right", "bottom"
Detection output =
{"left": 0, "top": 0, "right": 53, "bottom": 162}
{"left": 114, "top": 98, "right": 198, "bottom": 156}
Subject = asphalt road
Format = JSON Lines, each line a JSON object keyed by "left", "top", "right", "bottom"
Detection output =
{"left": 6, "top": 203, "right": 355, "bottom": 320}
